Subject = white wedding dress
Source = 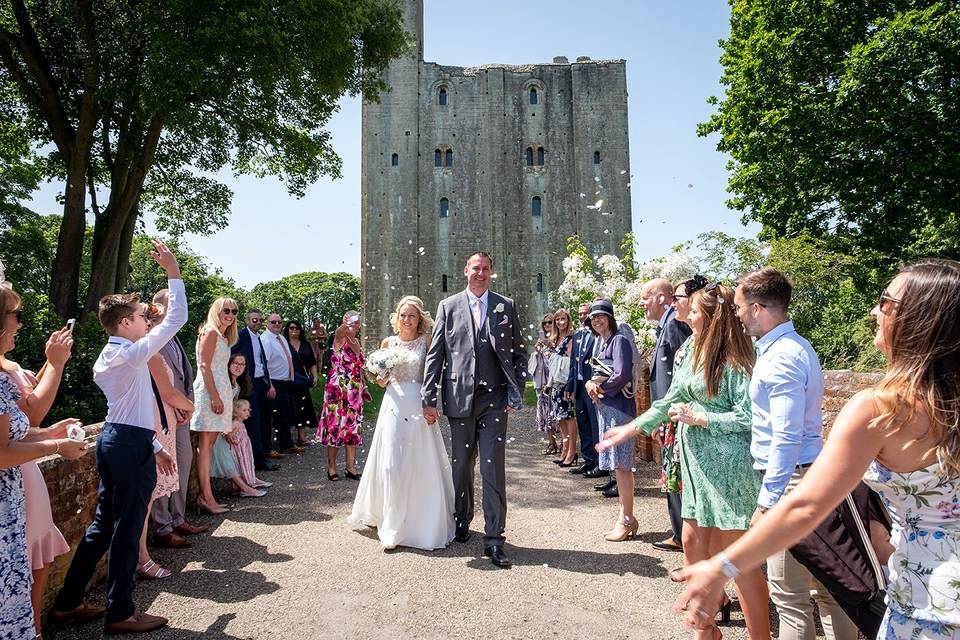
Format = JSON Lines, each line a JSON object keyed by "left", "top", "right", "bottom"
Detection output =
{"left": 347, "top": 335, "right": 455, "bottom": 550}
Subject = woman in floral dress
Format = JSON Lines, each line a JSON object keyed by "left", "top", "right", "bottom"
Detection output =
{"left": 318, "top": 311, "right": 370, "bottom": 481}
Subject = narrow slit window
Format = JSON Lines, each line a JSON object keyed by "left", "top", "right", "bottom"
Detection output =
{"left": 438, "top": 87, "right": 447, "bottom": 106}
{"left": 537, "top": 147, "right": 545, "bottom": 165}
{"left": 593, "top": 151, "right": 601, "bottom": 165}
{"left": 442, "top": 275, "right": 448, "bottom": 292}
{"left": 536, "top": 273, "right": 544, "bottom": 292}
{"left": 532, "top": 196, "right": 542, "bottom": 217}
{"left": 529, "top": 87, "right": 538, "bottom": 105}
{"left": 445, "top": 149, "right": 453, "bottom": 167}
{"left": 439, "top": 198, "right": 449, "bottom": 218}
{"left": 391, "top": 153, "right": 399, "bottom": 166}
{"left": 434, "top": 149, "right": 442, "bottom": 167}
{"left": 525, "top": 147, "right": 533, "bottom": 166}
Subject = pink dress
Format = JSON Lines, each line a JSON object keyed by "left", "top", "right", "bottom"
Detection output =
{"left": 150, "top": 357, "right": 179, "bottom": 500}
{"left": 317, "top": 344, "right": 371, "bottom": 447}
{"left": 9, "top": 367, "right": 70, "bottom": 570}
{"left": 227, "top": 420, "right": 259, "bottom": 487}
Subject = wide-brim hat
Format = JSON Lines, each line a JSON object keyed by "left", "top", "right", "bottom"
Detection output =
{"left": 586, "top": 299, "right": 615, "bottom": 320}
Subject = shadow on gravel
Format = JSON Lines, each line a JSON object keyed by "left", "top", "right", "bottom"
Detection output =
{"left": 221, "top": 503, "right": 334, "bottom": 527}
{"left": 465, "top": 544, "right": 671, "bottom": 577}
{"left": 157, "top": 567, "right": 280, "bottom": 603}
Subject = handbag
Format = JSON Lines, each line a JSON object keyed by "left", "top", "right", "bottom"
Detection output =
{"left": 588, "top": 356, "right": 635, "bottom": 398}
{"left": 548, "top": 353, "right": 571, "bottom": 388}
{"left": 846, "top": 493, "right": 888, "bottom": 618}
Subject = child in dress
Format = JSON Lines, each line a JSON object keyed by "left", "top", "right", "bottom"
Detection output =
{"left": 227, "top": 400, "right": 270, "bottom": 490}
{"left": 209, "top": 406, "right": 266, "bottom": 498}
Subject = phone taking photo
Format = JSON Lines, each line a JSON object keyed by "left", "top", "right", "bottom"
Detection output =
{"left": 66, "top": 318, "right": 76, "bottom": 332}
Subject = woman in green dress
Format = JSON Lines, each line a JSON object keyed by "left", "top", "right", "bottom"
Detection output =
{"left": 599, "top": 284, "right": 770, "bottom": 640}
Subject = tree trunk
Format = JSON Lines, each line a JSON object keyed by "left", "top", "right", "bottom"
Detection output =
{"left": 49, "top": 164, "right": 87, "bottom": 320}
{"left": 114, "top": 201, "right": 139, "bottom": 292}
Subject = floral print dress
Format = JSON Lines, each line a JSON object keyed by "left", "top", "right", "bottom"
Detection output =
{"left": 863, "top": 459, "right": 960, "bottom": 639}
{"left": 0, "top": 373, "right": 37, "bottom": 639}
{"left": 317, "top": 343, "right": 371, "bottom": 448}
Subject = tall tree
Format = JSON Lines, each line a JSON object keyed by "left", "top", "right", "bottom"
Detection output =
{"left": 0, "top": 0, "right": 409, "bottom": 319}
{"left": 702, "top": 1, "right": 960, "bottom": 263}
{"left": 247, "top": 271, "right": 359, "bottom": 334}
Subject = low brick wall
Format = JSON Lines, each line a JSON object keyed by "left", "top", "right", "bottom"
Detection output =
{"left": 823, "top": 370, "right": 884, "bottom": 434}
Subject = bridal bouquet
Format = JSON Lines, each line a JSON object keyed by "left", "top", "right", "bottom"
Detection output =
{"left": 365, "top": 345, "right": 417, "bottom": 381}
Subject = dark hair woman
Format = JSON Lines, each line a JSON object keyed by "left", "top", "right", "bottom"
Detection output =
{"left": 532, "top": 313, "right": 558, "bottom": 452}
{"left": 283, "top": 320, "right": 319, "bottom": 447}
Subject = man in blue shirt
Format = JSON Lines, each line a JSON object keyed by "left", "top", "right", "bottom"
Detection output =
{"left": 734, "top": 268, "right": 857, "bottom": 640}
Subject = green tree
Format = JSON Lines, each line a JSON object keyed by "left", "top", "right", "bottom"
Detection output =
{"left": 0, "top": 0, "right": 409, "bottom": 319}
{"left": 702, "top": 1, "right": 960, "bottom": 265}
{"left": 247, "top": 272, "right": 360, "bottom": 332}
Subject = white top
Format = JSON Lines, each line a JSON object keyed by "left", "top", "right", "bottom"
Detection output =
{"left": 465, "top": 288, "right": 489, "bottom": 327}
{"left": 261, "top": 331, "right": 294, "bottom": 381}
{"left": 93, "top": 278, "right": 188, "bottom": 432}
{"left": 247, "top": 327, "right": 266, "bottom": 378}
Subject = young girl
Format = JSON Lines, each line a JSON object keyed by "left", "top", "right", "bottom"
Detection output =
{"left": 227, "top": 399, "right": 270, "bottom": 490}
{"left": 209, "top": 404, "right": 267, "bottom": 498}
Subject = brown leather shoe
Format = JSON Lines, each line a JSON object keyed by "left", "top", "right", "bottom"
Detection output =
{"left": 50, "top": 602, "right": 106, "bottom": 623}
{"left": 280, "top": 446, "right": 305, "bottom": 454}
{"left": 265, "top": 451, "right": 286, "bottom": 459}
{"left": 174, "top": 522, "right": 209, "bottom": 535}
{"left": 153, "top": 532, "right": 192, "bottom": 549}
{"left": 104, "top": 610, "right": 168, "bottom": 635}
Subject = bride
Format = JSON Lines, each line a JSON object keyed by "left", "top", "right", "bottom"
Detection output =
{"left": 347, "top": 295, "right": 455, "bottom": 550}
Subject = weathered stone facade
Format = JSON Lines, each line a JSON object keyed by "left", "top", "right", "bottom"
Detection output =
{"left": 360, "top": 0, "right": 633, "bottom": 348}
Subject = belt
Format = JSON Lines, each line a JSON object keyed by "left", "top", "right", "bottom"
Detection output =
{"left": 756, "top": 462, "right": 813, "bottom": 475}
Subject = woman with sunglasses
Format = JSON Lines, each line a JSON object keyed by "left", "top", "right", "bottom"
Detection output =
{"left": 600, "top": 283, "right": 769, "bottom": 640}
{"left": 283, "top": 320, "right": 319, "bottom": 447}
{"left": 677, "top": 260, "right": 960, "bottom": 640}
{"left": 551, "top": 308, "right": 578, "bottom": 465}
{"left": 532, "top": 314, "right": 559, "bottom": 453}
{"left": 191, "top": 298, "right": 240, "bottom": 514}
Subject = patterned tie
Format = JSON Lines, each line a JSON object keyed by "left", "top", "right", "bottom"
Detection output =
{"left": 277, "top": 335, "right": 293, "bottom": 380}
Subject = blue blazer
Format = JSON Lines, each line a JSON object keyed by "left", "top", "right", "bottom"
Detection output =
{"left": 564, "top": 327, "right": 596, "bottom": 394}
{"left": 232, "top": 327, "right": 271, "bottom": 385}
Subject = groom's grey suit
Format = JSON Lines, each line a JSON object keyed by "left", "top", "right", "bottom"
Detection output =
{"left": 422, "top": 289, "right": 527, "bottom": 548}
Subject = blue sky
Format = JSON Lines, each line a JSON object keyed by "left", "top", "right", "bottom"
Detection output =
{"left": 27, "top": 1, "right": 757, "bottom": 290}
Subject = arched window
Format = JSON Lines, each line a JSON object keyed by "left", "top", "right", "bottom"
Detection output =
{"left": 536, "top": 273, "right": 544, "bottom": 292}
{"left": 391, "top": 153, "right": 399, "bottom": 166}
{"left": 434, "top": 149, "right": 442, "bottom": 167}
{"left": 442, "top": 275, "right": 448, "bottom": 292}
{"left": 525, "top": 147, "right": 534, "bottom": 166}
{"left": 537, "top": 147, "right": 545, "bottom": 165}
{"left": 445, "top": 149, "right": 453, "bottom": 167}
{"left": 438, "top": 87, "right": 447, "bottom": 106}
{"left": 439, "top": 198, "right": 449, "bottom": 218}
{"left": 531, "top": 196, "right": 542, "bottom": 217}
{"left": 593, "top": 151, "right": 601, "bottom": 165}
{"left": 529, "top": 87, "right": 538, "bottom": 105}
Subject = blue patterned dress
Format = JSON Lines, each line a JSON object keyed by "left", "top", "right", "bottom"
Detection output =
{"left": 863, "top": 459, "right": 960, "bottom": 639}
{"left": 0, "top": 373, "right": 36, "bottom": 639}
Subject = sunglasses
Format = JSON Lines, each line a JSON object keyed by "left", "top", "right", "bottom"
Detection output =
{"left": 543, "top": 321, "right": 554, "bottom": 326}
{"left": 878, "top": 289, "right": 901, "bottom": 313}
{"left": 222, "top": 308, "right": 239, "bottom": 316}
{"left": 269, "top": 320, "right": 281, "bottom": 325}
{"left": 671, "top": 294, "right": 688, "bottom": 302}
{"left": 7, "top": 309, "right": 23, "bottom": 324}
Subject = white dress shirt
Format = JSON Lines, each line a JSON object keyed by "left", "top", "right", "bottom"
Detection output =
{"left": 93, "top": 278, "right": 188, "bottom": 434}
{"left": 247, "top": 327, "right": 266, "bottom": 378}
{"left": 465, "top": 288, "right": 489, "bottom": 328}
{"left": 262, "top": 331, "right": 294, "bottom": 381}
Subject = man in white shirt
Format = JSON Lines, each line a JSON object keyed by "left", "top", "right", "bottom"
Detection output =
{"left": 52, "top": 240, "right": 184, "bottom": 635}
{"left": 261, "top": 312, "right": 300, "bottom": 454}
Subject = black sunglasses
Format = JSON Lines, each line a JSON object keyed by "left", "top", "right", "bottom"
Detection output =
{"left": 269, "top": 320, "right": 281, "bottom": 325}
{"left": 671, "top": 294, "right": 688, "bottom": 302}
{"left": 8, "top": 309, "right": 23, "bottom": 323}
{"left": 878, "top": 289, "right": 901, "bottom": 312}
{"left": 222, "top": 308, "right": 239, "bottom": 315}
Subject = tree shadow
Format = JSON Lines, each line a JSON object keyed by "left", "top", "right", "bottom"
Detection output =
{"left": 219, "top": 502, "right": 333, "bottom": 527}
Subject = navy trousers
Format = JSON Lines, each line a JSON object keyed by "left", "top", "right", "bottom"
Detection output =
{"left": 575, "top": 384, "right": 600, "bottom": 467}
{"left": 244, "top": 377, "right": 269, "bottom": 468}
{"left": 54, "top": 423, "right": 156, "bottom": 623}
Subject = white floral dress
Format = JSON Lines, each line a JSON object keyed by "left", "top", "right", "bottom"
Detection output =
{"left": 863, "top": 459, "right": 960, "bottom": 639}
{"left": 190, "top": 330, "right": 233, "bottom": 433}
{"left": 0, "top": 373, "right": 36, "bottom": 639}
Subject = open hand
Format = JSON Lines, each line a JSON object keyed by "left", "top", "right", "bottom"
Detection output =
{"left": 668, "top": 403, "right": 707, "bottom": 427}
{"left": 156, "top": 449, "right": 176, "bottom": 476}
{"left": 595, "top": 424, "right": 635, "bottom": 452}
{"left": 47, "top": 417, "right": 81, "bottom": 440}
{"left": 671, "top": 560, "right": 729, "bottom": 630}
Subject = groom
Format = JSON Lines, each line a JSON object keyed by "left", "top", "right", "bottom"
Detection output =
{"left": 422, "top": 251, "right": 527, "bottom": 568}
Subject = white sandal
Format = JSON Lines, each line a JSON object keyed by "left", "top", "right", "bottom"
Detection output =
{"left": 136, "top": 560, "right": 171, "bottom": 580}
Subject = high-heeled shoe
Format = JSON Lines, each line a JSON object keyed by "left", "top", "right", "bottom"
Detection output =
{"left": 558, "top": 454, "right": 579, "bottom": 468}
{"left": 344, "top": 470, "right": 362, "bottom": 481}
{"left": 541, "top": 445, "right": 558, "bottom": 455}
{"left": 604, "top": 516, "right": 639, "bottom": 542}
{"left": 719, "top": 594, "right": 731, "bottom": 624}
{"left": 195, "top": 498, "right": 227, "bottom": 515}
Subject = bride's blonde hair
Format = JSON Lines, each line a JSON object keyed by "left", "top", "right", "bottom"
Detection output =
{"left": 389, "top": 295, "right": 434, "bottom": 336}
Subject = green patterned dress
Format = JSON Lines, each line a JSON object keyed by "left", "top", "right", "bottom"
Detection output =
{"left": 630, "top": 340, "right": 759, "bottom": 530}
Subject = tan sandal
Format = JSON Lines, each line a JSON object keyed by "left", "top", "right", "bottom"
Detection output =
{"left": 604, "top": 516, "right": 639, "bottom": 542}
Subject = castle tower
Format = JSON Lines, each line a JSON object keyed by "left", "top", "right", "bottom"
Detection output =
{"left": 361, "top": 0, "right": 632, "bottom": 349}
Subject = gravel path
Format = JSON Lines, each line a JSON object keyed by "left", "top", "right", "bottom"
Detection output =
{"left": 50, "top": 408, "right": 813, "bottom": 639}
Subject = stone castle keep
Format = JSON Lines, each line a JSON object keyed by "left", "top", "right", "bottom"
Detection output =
{"left": 360, "top": 0, "right": 632, "bottom": 345}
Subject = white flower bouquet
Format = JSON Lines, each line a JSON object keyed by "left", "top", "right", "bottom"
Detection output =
{"left": 365, "top": 345, "right": 420, "bottom": 382}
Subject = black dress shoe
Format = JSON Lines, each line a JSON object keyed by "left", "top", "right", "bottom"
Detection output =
{"left": 483, "top": 545, "right": 512, "bottom": 568}
{"left": 594, "top": 479, "right": 617, "bottom": 492}
{"left": 602, "top": 486, "right": 620, "bottom": 498}
{"left": 584, "top": 468, "right": 610, "bottom": 479}
{"left": 454, "top": 525, "right": 471, "bottom": 543}
{"left": 569, "top": 463, "right": 593, "bottom": 475}
{"left": 260, "top": 462, "right": 280, "bottom": 471}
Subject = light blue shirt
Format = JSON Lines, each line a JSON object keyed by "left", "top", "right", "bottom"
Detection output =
{"left": 465, "top": 288, "right": 488, "bottom": 328}
{"left": 749, "top": 320, "right": 825, "bottom": 509}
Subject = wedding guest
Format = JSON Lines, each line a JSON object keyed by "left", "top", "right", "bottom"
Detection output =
{"left": 52, "top": 240, "right": 182, "bottom": 635}
{"left": 600, "top": 284, "right": 770, "bottom": 640}
{"left": 232, "top": 309, "right": 277, "bottom": 470}
{"left": 584, "top": 300, "right": 638, "bottom": 540}
{"left": 309, "top": 318, "right": 328, "bottom": 375}
{"left": 208, "top": 406, "right": 267, "bottom": 499}
{"left": 261, "top": 313, "right": 299, "bottom": 455}
{"left": 0, "top": 278, "right": 86, "bottom": 639}
{"left": 643, "top": 277, "right": 693, "bottom": 552}
{"left": 227, "top": 355, "right": 271, "bottom": 490}
{"left": 736, "top": 268, "right": 857, "bottom": 640}
{"left": 190, "top": 297, "right": 240, "bottom": 515}
{"left": 317, "top": 311, "right": 370, "bottom": 481}
{"left": 564, "top": 303, "right": 600, "bottom": 476}
{"left": 138, "top": 354, "right": 194, "bottom": 579}
{"left": 283, "top": 320, "right": 319, "bottom": 446}
{"left": 678, "top": 261, "right": 960, "bottom": 640}
{"left": 671, "top": 274, "right": 708, "bottom": 325}
{"left": 532, "top": 314, "right": 558, "bottom": 453}
{"left": 149, "top": 289, "right": 208, "bottom": 550}
{"left": 551, "top": 309, "right": 578, "bottom": 465}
